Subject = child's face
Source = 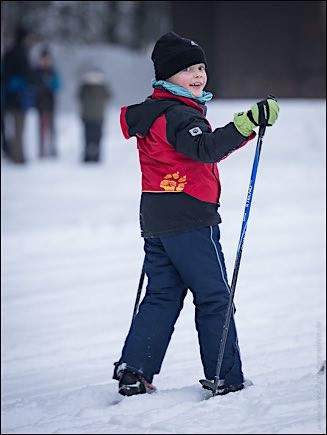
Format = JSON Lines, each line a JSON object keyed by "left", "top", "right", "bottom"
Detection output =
{"left": 167, "top": 63, "right": 207, "bottom": 98}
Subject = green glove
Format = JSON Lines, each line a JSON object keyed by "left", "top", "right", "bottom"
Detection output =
{"left": 233, "top": 96, "right": 280, "bottom": 137}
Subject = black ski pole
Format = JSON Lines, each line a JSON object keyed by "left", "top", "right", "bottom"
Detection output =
{"left": 200, "top": 121, "right": 268, "bottom": 396}
{"left": 113, "top": 261, "right": 145, "bottom": 380}
{"left": 132, "top": 260, "right": 146, "bottom": 319}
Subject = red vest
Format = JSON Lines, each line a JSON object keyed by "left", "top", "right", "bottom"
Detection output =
{"left": 121, "top": 92, "right": 221, "bottom": 204}
{"left": 138, "top": 116, "right": 220, "bottom": 203}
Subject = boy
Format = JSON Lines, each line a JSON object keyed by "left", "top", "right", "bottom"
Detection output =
{"left": 113, "top": 31, "right": 279, "bottom": 396}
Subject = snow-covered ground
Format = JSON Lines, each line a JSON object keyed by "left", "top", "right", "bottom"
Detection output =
{"left": 1, "top": 99, "right": 326, "bottom": 434}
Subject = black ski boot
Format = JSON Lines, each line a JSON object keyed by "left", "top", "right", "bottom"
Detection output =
{"left": 200, "top": 378, "right": 252, "bottom": 396}
{"left": 114, "top": 362, "right": 157, "bottom": 396}
{"left": 118, "top": 370, "right": 147, "bottom": 396}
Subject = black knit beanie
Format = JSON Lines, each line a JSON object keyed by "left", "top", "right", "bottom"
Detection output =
{"left": 151, "top": 31, "right": 207, "bottom": 81}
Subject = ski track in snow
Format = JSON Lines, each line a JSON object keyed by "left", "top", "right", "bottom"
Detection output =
{"left": 1, "top": 100, "right": 326, "bottom": 434}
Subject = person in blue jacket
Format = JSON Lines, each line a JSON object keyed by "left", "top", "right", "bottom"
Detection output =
{"left": 2, "top": 25, "right": 36, "bottom": 163}
{"left": 113, "top": 32, "right": 279, "bottom": 397}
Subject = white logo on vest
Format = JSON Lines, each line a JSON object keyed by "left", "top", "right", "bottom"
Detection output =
{"left": 189, "top": 127, "right": 202, "bottom": 136}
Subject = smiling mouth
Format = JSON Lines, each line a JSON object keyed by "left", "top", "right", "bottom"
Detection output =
{"left": 190, "top": 83, "right": 202, "bottom": 87}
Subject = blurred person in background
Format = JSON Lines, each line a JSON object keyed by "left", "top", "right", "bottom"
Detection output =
{"left": 1, "top": 60, "right": 8, "bottom": 158}
{"left": 77, "top": 67, "right": 111, "bottom": 163}
{"left": 33, "top": 46, "right": 61, "bottom": 158}
{"left": 1, "top": 25, "right": 37, "bottom": 163}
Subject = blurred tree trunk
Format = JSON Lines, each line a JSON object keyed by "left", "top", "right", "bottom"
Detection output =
{"left": 170, "top": 1, "right": 221, "bottom": 96}
{"left": 105, "top": 1, "right": 120, "bottom": 44}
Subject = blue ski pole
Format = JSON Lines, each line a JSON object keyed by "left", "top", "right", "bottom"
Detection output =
{"left": 216, "top": 124, "right": 266, "bottom": 393}
{"left": 200, "top": 122, "right": 267, "bottom": 396}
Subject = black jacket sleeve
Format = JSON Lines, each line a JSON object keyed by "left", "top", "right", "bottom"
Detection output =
{"left": 166, "top": 105, "right": 252, "bottom": 163}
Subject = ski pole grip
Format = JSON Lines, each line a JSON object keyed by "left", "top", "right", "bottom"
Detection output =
{"left": 259, "top": 94, "right": 277, "bottom": 137}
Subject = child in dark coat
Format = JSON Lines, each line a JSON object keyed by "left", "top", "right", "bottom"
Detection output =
{"left": 34, "top": 47, "right": 60, "bottom": 158}
{"left": 114, "top": 32, "right": 279, "bottom": 396}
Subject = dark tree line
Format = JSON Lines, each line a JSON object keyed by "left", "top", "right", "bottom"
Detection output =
{"left": 2, "top": 1, "right": 325, "bottom": 98}
{"left": 1, "top": 1, "right": 171, "bottom": 49}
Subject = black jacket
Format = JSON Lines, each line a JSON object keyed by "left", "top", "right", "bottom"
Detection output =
{"left": 121, "top": 89, "right": 255, "bottom": 238}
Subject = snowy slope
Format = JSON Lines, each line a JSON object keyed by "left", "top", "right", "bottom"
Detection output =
{"left": 1, "top": 99, "right": 326, "bottom": 434}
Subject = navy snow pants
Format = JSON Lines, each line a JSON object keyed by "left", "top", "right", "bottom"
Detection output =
{"left": 119, "top": 225, "right": 244, "bottom": 386}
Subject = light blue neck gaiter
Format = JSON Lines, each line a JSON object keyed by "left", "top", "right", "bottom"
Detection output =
{"left": 152, "top": 79, "right": 213, "bottom": 104}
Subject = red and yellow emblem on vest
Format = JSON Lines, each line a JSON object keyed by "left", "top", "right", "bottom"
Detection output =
{"left": 160, "top": 171, "right": 187, "bottom": 192}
